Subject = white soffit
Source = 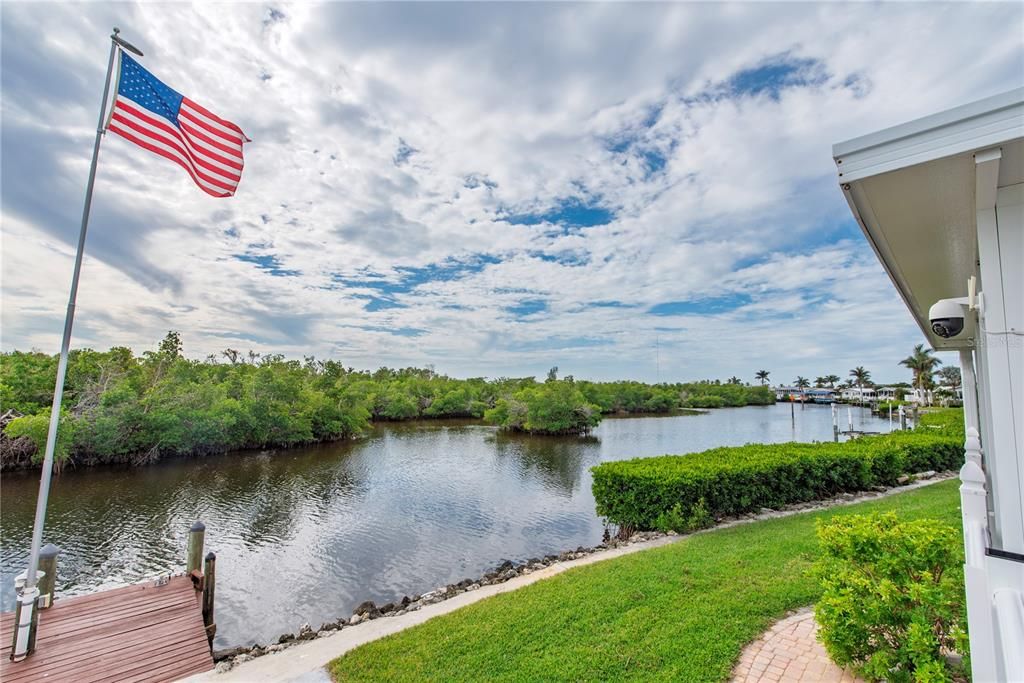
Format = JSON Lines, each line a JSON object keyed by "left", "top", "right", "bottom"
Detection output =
{"left": 833, "top": 89, "right": 1024, "bottom": 350}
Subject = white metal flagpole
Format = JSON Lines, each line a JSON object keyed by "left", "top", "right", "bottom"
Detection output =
{"left": 12, "top": 27, "right": 141, "bottom": 661}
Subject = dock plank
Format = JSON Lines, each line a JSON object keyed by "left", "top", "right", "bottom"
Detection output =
{"left": 0, "top": 575, "right": 213, "bottom": 683}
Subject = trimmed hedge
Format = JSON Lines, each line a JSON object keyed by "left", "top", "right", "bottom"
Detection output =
{"left": 591, "top": 430, "right": 964, "bottom": 530}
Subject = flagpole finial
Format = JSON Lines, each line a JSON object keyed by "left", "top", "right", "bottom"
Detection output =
{"left": 110, "top": 28, "right": 144, "bottom": 58}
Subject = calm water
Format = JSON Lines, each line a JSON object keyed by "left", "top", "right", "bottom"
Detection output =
{"left": 1, "top": 403, "right": 892, "bottom": 647}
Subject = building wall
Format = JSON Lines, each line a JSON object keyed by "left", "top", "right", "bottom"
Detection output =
{"left": 976, "top": 182, "right": 1024, "bottom": 554}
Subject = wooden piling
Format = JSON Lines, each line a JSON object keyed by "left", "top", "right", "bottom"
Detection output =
{"left": 187, "top": 521, "right": 205, "bottom": 575}
{"left": 202, "top": 552, "right": 216, "bottom": 644}
{"left": 36, "top": 544, "right": 59, "bottom": 609}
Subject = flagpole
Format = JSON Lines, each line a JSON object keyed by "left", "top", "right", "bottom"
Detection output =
{"left": 11, "top": 28, "right": 128, "bottom": 662}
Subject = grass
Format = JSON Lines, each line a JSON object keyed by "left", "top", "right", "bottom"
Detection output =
{"left": 330, "top": 480, "right": 961, "bottom": 682}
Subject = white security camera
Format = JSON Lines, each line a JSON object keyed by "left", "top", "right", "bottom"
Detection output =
{"left": 929, "top": 298, "right": 969, "bottom": 338}
{"left": 928, "top": 277, "right": 980, "bottom": 340}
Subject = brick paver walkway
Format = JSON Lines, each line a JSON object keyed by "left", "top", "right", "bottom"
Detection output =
{"left": 731, "top": 608, "right": 863, "bottom": 682}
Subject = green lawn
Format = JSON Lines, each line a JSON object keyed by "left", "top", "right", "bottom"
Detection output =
{"left": 330, "top": 480, "right": 961, "bottom": 682}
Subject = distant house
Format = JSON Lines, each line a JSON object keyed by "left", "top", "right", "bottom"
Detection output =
{"left": 839, "top": 387, "right": 875, "bottom": 402}
{"left": 834, "top": 88, "right": 1024, "bottom": 681}
{"left": 773, "top": 386, "right": 797, "bottom": 401}
{"left": 875, "top": 386, "right": 897, "bottom": 401}
{"left": 904, "top": 388, "right": 932, "bottom": 404}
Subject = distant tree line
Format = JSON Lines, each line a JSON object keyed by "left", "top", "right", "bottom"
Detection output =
{"left": 0, "top": 333, "right": 774, "bottom": 468}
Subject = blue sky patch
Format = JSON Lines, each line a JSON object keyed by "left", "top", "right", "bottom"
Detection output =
{"left": 234, "top": 253, "right": 301, "bottom": 277}
{"left": 639, "top": 149, "right": 667, "bottom": 176}
{"left": 502, "top": 197, "right": 615, "bottom": 229}
{"left": 507, "top": 299, "right": 548, "bottom": 318}
{"left": 648, "top": 293, "right": 752, "bottom": 316}
{"left": 361, "top": 296, "right": 406, "bottom": 312}
{"left": 335, "top": 254, "right": 501, "bottom": 295}
{"left": 727, "top": 54, "right": 829, "bottom": 100}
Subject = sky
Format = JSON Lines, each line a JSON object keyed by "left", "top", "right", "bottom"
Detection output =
{"left": 2, "top": 2, "right": 1022, "bottom": 385}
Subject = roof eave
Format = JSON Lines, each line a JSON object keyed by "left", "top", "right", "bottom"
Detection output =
{"left": 833, "top": 87, "right": 1024, "bottom": 184}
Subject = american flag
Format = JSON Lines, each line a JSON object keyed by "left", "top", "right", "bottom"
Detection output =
{"left": 107, "top": 54, "right": 249, "bottom": 198}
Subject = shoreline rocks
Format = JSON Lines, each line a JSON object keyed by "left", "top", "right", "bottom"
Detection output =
{"left": 214, "top": 471, "right": 954, "bottom": 671}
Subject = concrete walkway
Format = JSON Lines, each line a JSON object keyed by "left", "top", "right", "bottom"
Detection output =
{"left": 731, "top": 608, "right": 862, "bottom": 683}
{"left": 178, "top": 475, "right": 951, "bottom": 683}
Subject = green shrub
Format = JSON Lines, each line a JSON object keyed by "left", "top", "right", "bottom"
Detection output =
{"left": 917, "top": 409, "right": 965, "bottom": 438}
{"left": 4, "top": 408, "right": 77, "bottom": 464}
{"left": 484, "top": 380, "right": 602, "bottom": 435}
{"left": 894, "top": 434, "right": 963, "bottom": 473}
{"left": 591, "top": 431, "right": 963, "bottom": 530}
{"left": 814, "top": 512, "right": 968, "bottom": 682}
{"left": 683, "top": 395, "right": 726, "bottom": 409}
{"left": 653, "top": 498, "right": 713, "bottom": 533}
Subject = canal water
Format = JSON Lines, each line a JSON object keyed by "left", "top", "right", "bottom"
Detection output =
{"left": 0, "top": 403, "right": 893, "bottom": 647}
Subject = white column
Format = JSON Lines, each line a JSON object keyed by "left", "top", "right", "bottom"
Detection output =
{"left": 960, "top": 438, "right": 998, "bottom": 683}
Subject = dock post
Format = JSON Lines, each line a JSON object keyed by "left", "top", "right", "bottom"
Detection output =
{"left": 899, "top": 404, "right": 907, "bottom": 430}
{"left": 202, "top": 552, "right": 216, "bottom": 644}
{"left": 37, "top": 544, "right": 59, "bottom": 609}
{"left": 187, "top": 521, "right": 205, "bottom": 575}
{"left": 831, "top": 403, "right": 839, "bottom": 442}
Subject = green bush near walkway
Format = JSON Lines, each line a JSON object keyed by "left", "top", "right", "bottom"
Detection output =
{"left": 591, "top": 426, "right": 964, "bottom": 531}
{"left": 330, "top": 480, "right": 962, "bottom": 682}
{"left": 814, "top": 512, "right": 968, "bottom": 682}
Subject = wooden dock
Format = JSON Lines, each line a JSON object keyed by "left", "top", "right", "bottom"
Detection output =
{"left": 0, "top": 575, "right": 214, "bottom": 683}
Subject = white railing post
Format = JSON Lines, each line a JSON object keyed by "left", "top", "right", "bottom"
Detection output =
{"left": 960, "top": 434, "right": 997, "bottom": 683}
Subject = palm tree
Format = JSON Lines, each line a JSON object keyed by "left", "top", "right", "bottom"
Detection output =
{"left": 814, "top": 376, "right": 827, "bottom": 388}
{"left": 755, "top": 370, "right": 770, "bottom": 386}
{"left": 727, "top": 376, "right": 743, "bottom": 385}
{"left": 938, "top": 366, "right": 961, "bottom": 390}
{"left": 849, "top": 366, "right": 871, "bottom": 389}
{"left": 795, "top": 376, "right": 811, "bottom": 390}
{"left": 825, "top": 374, "right": 841, "bottom": 388}
{"left": 900, "top": 344, "right": 942, "bottom": 405}
{"left": 848, "top": 367, "right": 871, "bottom": 405}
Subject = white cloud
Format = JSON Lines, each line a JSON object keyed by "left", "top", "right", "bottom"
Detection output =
{"left": 2, "top": 1, "right": 1022, "bottom": 385}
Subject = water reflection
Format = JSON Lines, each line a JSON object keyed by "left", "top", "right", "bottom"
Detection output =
{"left": 491, "top": 432, "right": 597, "bottom": 496}
{"left": 1, "top": 404, "right": 891, "bottom": 647}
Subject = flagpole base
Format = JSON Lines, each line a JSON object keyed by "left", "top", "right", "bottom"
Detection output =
{"left": 10, "top": 586, "right": 40, "bottom": 661}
